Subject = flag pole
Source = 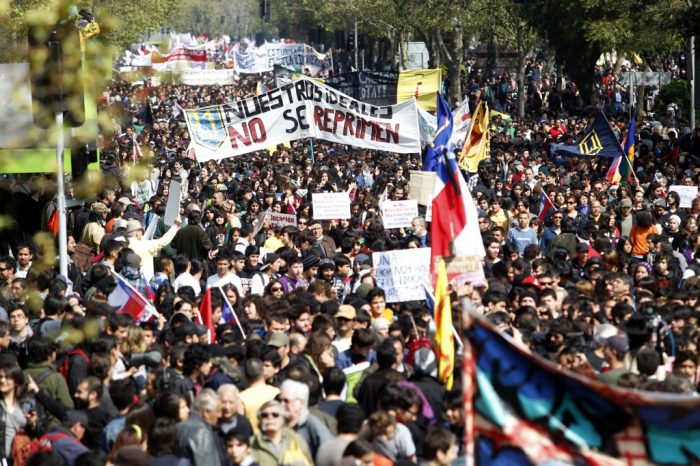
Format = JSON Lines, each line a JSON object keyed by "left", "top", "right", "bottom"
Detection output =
{"left": 218, "top": 286, "right": 247, "bottom": 340}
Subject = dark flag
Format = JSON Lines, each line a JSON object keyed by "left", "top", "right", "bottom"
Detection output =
{"left": 550, "top": 110, "right": 623, "bottom": 158}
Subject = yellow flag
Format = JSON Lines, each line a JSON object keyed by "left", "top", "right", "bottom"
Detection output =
{"left": 458, "top": 100, "right": 490, "bottom": 173}
{"left": 433, "top": 258, "right": 454, "bottom": 390}
{"left": 397, "top": 69, "right": 442, "bottom": 111}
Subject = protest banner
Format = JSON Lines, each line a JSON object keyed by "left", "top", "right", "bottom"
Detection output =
{"left": 184, "top": 77, "right": 421, "bottom": 161}
{"left": 178, "top": 69, "right": 236, "bottom": 85}
{"left": 326, "top": 71, "right": 399, "bottom": 106}
{"left": 445, "top": 255, "right": 485, "bottom": 287}
{"left": 463, "top": 312, "right": 700, "bottom": 466}
{"left": 269, "top": 212, "right": 297, "bottom": 227}
{"left": 234, "top": 43, "right": 332, "bottom": 76}
{"left": 312, "top": 192, "right": 351, "bottom": 220}
{"left": 669, "top": 185, "right": 698, "bottom": 208}
{"left": 381, "top": 199, "right": 418, "bottom": 229}
{"left": 163, "top": 180, "right": 182, "bottom": 226}
{"left": 409, "top": 171, "right": 437, "bottom": 206}
{"left": 373, "top": 248, "right": 431, "bottom": 303}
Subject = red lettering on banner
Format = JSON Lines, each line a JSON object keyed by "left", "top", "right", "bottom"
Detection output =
{"left": 323, "top": 108, "right": 334, "bottom": 132}
{"left": 248, "top": 118, "right": 267, "bottom": 143}
{"left": 228, "top": 118, "right": 267, "bottom": 149}
{"left": 385, "top": 123, "right": 400, "bottom": 144}
{"left": 332, "top": 110, "right": 345, "bottom": 134}
{"left": 356, "top": 117, "right": 366, "bottom": 139}
{"left": 313, "top": 106, "right": 324, "bottom": 130}
{"left": 343, "top": 113, "right": 355, "bottom": 136}
{"left": 370, "top": 121, "right": 382, "bottom": 142}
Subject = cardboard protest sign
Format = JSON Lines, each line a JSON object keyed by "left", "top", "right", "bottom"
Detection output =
{"left": 669, "top": 185, "right": 698, "bottom": 208}
{"left": 184, "top": 77, "right": 421, "bottom": 162}
{"left": 269, "top": 212, "right": 297, "bottom": 227}
{"left": 312, "top": 192, "right": 351, "bottom": 220}
{"left": 409, "top": 170, "right": 436, "bottom": 206}
{"left": 163, "top": 180, "right": 182, "bottom": 226}
{"left": 373, "top": 248, "right": 431, "bottom": 303}
{"left": 381, "top": 199, "right": 418, "bottom": 229}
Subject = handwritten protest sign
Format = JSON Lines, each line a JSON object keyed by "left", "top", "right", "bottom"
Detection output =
{"left": 409, "top": 170, "right": 436, "bottom": 206}
{"left": 381, "top": 200, "right": 418, "bottom": 229}
{"left": 163, "top": 180, "right": 182, "bottom": 226}
{"left": 373, "top": 248, "right": 431, "bottom": 303}
{"left": 269, "top": 212, "right": 297, "bottom": 227}
{"left": 312, "top": 192, "right": 351, "bottom": 220}
{"left": 669, "top": 185, "right": 698, "bottom": 208}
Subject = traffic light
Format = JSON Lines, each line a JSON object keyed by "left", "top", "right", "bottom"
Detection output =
{"left": 27, "top": 21, "right": 85, "bottom": 129}
{"left": 679, "top": 52, "right": 688, "bottom": 80}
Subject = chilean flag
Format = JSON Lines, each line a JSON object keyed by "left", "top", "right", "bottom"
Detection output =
{"left": 538, "top": 191, "right": 556, "bottom": 223}
{"left": 108, "top": 274, "right": 158, "bottom": 323}
{"left": 429, "top": 149, "right": 484, "bottom": 277}
{"left": 198, "top": 288, "right": 217, "bottom": 342}
{"left": 199, "top": 287, "right": 246, "bottom": 342}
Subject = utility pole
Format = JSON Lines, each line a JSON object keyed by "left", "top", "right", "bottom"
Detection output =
{"left": 689, "top": 0, "right": 696, "bottom": 128}
{"left": 354, "top": 17, "right": 358, "bottom": 69}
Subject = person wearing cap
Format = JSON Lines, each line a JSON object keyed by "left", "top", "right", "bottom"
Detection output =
{"left": 250, "top": 253, "right": 284, "bottom": 296}
{"left": 308, "top": 220, "right": 336, "bottom": 259}
{"left": 126, "top": 215, "right": 181, "bottom": 282}
{"left": 597, "top": 334, "right": 630, "bottom": 386}
{"left": 333, "top": 305, "right": 357, "bottom": 353}
{"left": 619, "top": 198, "right": 634, "bottom": 237}
{"left": 48, "top": 409, "right": 90, "bottom": 466}
{"left": 80, "top": 202, "right": 110, "bottom": 251}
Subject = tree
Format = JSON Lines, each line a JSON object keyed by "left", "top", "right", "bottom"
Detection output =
{"left": 518, "top": 0, "right": 685, "bottom": 103}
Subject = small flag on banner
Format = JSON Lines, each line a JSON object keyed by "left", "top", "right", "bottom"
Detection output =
{"left": 108, "top": 273, "right": 158, "bottom": 323}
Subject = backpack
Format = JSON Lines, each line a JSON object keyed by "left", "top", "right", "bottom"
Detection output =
{"left": 72, "top": 243, "right": 96, "bottom": 273}
{"left": 58, "top": 348, "right": 90, "bottom": 380}
{"left": 12, "top": 431, "right": 73, "bottom": 466}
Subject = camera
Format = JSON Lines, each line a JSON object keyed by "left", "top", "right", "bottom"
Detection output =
{"left": 124, "top": 351, "right": 162, "bottom": 368}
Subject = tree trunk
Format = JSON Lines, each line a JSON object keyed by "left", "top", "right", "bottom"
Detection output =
{"left": 389, "top": 32, "right": 398, "bottom": 70}
{"left": 517, "top": 52, "right": 528, "bottom": 118}
{"left": 448, "top": 29, "right": 463, "bottom": 105}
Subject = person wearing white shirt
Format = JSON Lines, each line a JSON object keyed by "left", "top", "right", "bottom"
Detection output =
{"left": 206, "top": 253, "right": 244, "bottom": 296}
{"left": 250, "top": 253, "right": 283, "bottom": 296}
{"left": 172, "top": 254, "right": 202, "bottom": 296}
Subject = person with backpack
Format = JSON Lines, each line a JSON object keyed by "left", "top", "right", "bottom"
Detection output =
{"left": 23, "top": 337, "right": 73, "bottom": 429}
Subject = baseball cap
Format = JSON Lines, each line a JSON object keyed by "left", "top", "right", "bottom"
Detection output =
{"left": 602, "top": 334, "right": 629, "bottom": 353}
{"left": 260, "top": 253, "right": 280, "bottom": 271}
{"left": 63, "top": 409, "right": 88, "bottom": 428}
{"left": 267, "top": 333, "right": 290, "bottom": 348}
{"left": 620, "top": 198, "right": 633, "bottom": 208}
{"left": 118, "top": 197, "right": 134, "bottom": 206}
{"left": 336, "top": 305, "right": 356, "bottom": 320}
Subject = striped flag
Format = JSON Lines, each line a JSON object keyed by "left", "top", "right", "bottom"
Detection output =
{"left": 606, "top": 109, "right": 636, "bottom": 185}
{"left": 108, "top": 273, "right": 158, "bottom": 323}
{"left": 538, "top": 191, "right": 556, "bottom": 223}
{"left": 433, "top": 258, "right": 454, "bottom": 390}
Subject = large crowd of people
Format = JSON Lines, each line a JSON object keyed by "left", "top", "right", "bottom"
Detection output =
{"left": 0, "top": 57, "right": 697, "bottom": 466}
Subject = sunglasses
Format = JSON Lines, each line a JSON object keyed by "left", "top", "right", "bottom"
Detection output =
{"left": 271, "top": 287, "right": 283, "bottom": 292}
{"left": 260, "top": 412, "right": 281, "bottom": 419}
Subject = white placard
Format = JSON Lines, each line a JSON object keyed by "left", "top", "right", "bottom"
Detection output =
{"left": 312, "top": 192, "right": 351, "bottom": 220}
{"left": 163, "top": 180, "right": 182, "bottom": 226}
{"left": 179, "top": 69, "right": 236, "bottom": 85}
{"left": 669, "top": 185, "right": 698, "bottom": 208}
{"left": 269, "top": 212, "right": 297, "bottom": 227}
{"left": 184, "top": 77, "right": 421, "bottom": 162}
{"left": 144, "top": 214, "right": 159, "bottom": 240}
{"left": 409, "top": 171, "right": 437, "bottom": 206}
{"left": 381, "top": 200, "right": 418, "bottom": 229}
{"left": 373, "top": 248, "right": 431, "bottom": 303}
